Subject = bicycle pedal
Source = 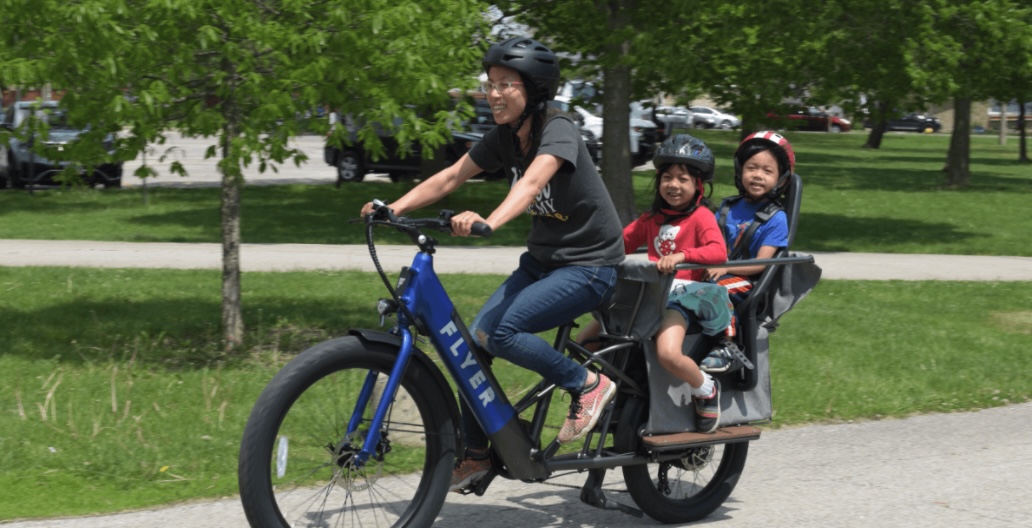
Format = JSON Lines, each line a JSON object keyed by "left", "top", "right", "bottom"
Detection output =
{"left": 453, "top": 470, "right": 496, "bottom": 496}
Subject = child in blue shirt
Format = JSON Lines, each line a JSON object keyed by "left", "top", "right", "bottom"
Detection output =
{"left": 700, "top": 131, "right": 794, "bottom": 373}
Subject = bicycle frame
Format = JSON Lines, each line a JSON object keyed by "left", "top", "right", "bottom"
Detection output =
{"left": 350, "top": 212, "right": 815, "bottom": 486}
{"left": 349, "top": 227, "right": 687, "bottom": 484}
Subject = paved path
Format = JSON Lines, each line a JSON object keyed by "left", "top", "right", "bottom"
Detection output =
{"left": 2, "top": 239, "right": 1032, "bottom": 280}
{"left": 6, "top": 402, "right": 1031, "bottom": 528}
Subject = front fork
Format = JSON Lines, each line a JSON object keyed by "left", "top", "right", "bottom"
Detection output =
{"left": 345, "top": 326, "right": 415, "bottom": 466}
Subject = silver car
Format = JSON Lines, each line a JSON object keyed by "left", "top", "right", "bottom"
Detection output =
{"left": 689, "top": 106, "right": 741, "bottom": 130}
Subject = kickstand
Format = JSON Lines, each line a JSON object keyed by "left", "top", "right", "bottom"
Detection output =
{"left": 579, "top": 468, "right": 643, "bottom": 518}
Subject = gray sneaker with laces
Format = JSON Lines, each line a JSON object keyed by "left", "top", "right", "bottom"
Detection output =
{"left": 700, "top": 340, "right": 753, "bottom": 373}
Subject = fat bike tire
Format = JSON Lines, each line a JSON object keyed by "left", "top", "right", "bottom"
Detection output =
{"left": 238, "top": 336, "right": 457, "bottom": 528}
{"left": 616, "top": 397, "right": 749, "bottom": 524}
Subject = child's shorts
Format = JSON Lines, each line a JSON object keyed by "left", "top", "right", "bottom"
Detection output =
{"left": 715, "top": 274, "right": 754, "bottom": 305}
{"left": 665, "top": 281, "right": 734, "bottom": 336}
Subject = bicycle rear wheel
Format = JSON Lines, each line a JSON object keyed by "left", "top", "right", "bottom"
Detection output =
{"left": 616, "top": 396, "right": 749, "bottom": 524}
{"left": 238, "top": 336, "right": 457, "bottom": 528}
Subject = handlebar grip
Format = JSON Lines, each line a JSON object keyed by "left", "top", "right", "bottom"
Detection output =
{"left": 470, "top": 222, "right": 493, "bottom": 238}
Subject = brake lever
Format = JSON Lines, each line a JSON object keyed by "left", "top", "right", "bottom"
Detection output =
{"left": 369, "top": 199, "right": 399, "bottom": 223}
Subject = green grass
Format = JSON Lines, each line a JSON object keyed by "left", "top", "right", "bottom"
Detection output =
{"left": 1, "top": 131, "right": 1030, "bottom": 255}
{"left": 2, "top": 131, "right": 1030, "bottom": 519}
{"left": 2, "top": 265, "right": 1031, "bottom": 520}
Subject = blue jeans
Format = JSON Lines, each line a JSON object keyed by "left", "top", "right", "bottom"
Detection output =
{"left": 460, "top": 252, "right": 618, "bottom": 451}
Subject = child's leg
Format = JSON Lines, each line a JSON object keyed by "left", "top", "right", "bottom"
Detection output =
{"left": 655, "top": 309, "right": 713, "bottom": 396}
{"left": 701, "top": 276, "right": 753, "bottom": 373}
{"left": 656, "top": 308, "right": 721, "bottom": 432}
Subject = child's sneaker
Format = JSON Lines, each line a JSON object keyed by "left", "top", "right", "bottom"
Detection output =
{"left": 700, "top": 340, "right": 751, "bottom": 373}
{"left": 449, "top": 456, "right": 492, "bottom": 491}
{"left": 693, "top": 380, "right": 721, "bottom": 433}
{"left": 557, "top": 373, "right": 616, "bottom": 444}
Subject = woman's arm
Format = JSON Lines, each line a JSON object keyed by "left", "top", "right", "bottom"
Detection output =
{"left": 360, "top": 153, "right": 483, "bottom": 217}
{"left": 451, "top": 153, "right": 563, "bottom": 236}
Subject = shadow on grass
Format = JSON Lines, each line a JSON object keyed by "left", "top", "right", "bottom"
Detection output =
{"left": 120, "top": 182, "right": 527, "bottom": 245}
{"left": 2, "top": 296, "right": 384, "bottom": 369}
{"left": 794, "top": 212, "right": 978, "bottom": 252}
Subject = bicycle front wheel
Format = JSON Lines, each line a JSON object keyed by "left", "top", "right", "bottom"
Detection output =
{"left": 238, "top": 336, "right": 457, "bottom": 528}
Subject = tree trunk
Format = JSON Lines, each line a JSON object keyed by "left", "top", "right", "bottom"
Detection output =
{"left": 1019, "top": 100, "right": 1028, "bottom": 163}
{"left": 220, "top": 129, "right": 244, "bottom": 349}
{"left": 999, "top": 101, "right": 1007, "bottom": 146}
{"left": 863, "top": 100, "right": 890, "bottom": 149}
{"left": 863, "top": 124, "right": 886, "bottom": 149}
{"left": 944, "top": 98, "right": 971, "bottom": 187}
{"left": 597, "top": 0, "right": 637, "bottom": 224}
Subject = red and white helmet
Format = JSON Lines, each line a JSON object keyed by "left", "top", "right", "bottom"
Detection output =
{"left": 733, "top": 130, "right": 795, "bottom": 199}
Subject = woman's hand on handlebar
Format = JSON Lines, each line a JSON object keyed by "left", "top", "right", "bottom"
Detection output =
{"left": 450, "top": 210, "right": 490, "bottom": 237}
{"left": 361, "top": 199, "right": 398, "bottom": 222}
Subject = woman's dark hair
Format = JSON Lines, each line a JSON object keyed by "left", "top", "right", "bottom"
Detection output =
{"left": 519, "top": 100, "right": 561, "bottom": 160}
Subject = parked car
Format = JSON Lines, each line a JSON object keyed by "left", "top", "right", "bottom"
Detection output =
{"left": 688, "top": 106, "right": 740, "bottom": 130}
{"left": 550, "top": 96, "right": 660, "bottom": 167}
{"left": 0, "top": 101, "right": 123, "bottom": 189}
{"left": 770, "top": 107, "right": 852, "bottom": 132}
{"left": 864, "top": 113, "right": 942, "bottom": 133}
{"left": 651, "top": 105, "right": 694, "bottom": 132}
{"left": 324, "top": 114, "right": 489, "bottom": 186}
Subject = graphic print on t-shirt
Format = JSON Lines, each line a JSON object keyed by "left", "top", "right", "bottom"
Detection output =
{"left": 511, "top": 165, "right": 569, "bottom": 221}
{"left": 654, "top": 224, "right": 680, "bottom": 256}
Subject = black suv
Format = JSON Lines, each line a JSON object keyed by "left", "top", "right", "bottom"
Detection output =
{"left": 1, "top": 101, "right": 123, "bottom": 189}
{"left": 324, "top": 115, "right": 484, "bottom": 186}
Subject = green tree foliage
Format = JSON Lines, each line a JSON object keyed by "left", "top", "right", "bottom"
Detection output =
{"left": 688, "top": 1, "right": 821, "bottom": 137}
{"left": 807, "top": 1, "right": 935, "bottom": 149}
{"left": 905, "top": 0, "right": 1029, "bottom": 186}
{"left": 981, "top": 3, "right": 1032, "bottom": 161}
{"left": 497, "top": 0, "right": 832, "bottom": 221}
{"left": 496, "top": 0, "right": 675, "bottom": 222}
{"left": 1, "top": 0, "right": 487, "bottom": 346}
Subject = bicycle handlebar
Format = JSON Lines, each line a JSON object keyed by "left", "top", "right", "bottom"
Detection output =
{"left": 364, "top": 200, "right": 493, "bottom": 238}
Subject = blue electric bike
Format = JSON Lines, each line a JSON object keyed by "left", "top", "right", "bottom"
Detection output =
{"left": 238, "top": 191, "right": 816, "bottom": 527}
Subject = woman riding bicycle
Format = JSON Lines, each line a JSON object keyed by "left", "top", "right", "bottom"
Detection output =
{"left": 360, "top": 37, "right": 625, "bottom": 490}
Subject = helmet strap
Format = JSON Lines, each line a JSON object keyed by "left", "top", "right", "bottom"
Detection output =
{"left": 510, "top": 100, "right": 544, "bottom": 158}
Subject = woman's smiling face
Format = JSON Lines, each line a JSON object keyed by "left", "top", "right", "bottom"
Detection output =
{"left": 485, "top": 66, "right": 528, "bottom": 126}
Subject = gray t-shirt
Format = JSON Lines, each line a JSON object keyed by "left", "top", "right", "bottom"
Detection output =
{"left": 469, "top": 114, "right": 625, "bottom": 268}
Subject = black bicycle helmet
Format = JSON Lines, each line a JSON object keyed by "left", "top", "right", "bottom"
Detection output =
{"left": 482, "top": 37, "right": 561, "bottom": 105}
{"left": 653, "top": 134, "right": 715, "bottom": 182}
{"left": 733, "top": 130, "right": 795, "bottom": 199}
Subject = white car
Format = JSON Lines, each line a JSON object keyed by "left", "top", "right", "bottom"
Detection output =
{"left": 689, "top": 106, "right": 740, "bottom": 130}
{"left": 551, "top": 95, "right": 659, "bottom": 166}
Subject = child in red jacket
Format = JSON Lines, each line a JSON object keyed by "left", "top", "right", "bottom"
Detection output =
{"left": 583, "top": 134, "right": 733, "bottom": 432}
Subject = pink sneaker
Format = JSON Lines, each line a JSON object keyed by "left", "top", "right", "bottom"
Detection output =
{"left": 449, "top": 456, "right": 491, "bottom": 491}
{"left": 557, "top": 374, "right": 616, "bottom": 444}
